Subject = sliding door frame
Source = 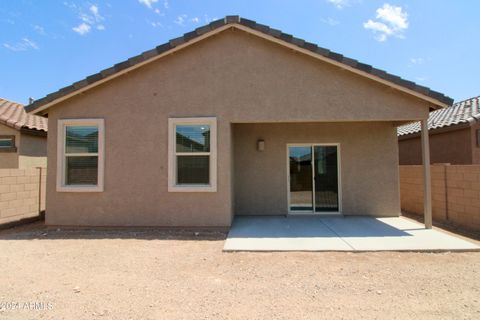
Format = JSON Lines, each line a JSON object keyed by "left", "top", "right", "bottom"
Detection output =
{"left": 286, "top": 143, "right": 342, "bottom": 215}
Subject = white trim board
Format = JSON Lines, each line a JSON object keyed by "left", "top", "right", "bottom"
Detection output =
{"left": 56, "top": 118, "right": 105, "bottom": 192}
{"left": 168, "top": 117, "right": 217, "bottom": 192}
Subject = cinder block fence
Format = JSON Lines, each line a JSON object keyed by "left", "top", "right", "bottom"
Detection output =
{"left": 0, "top": 168, "right": 46, "bottom": 225}
{"left": 400, "top": 164, "right": 480, "bottom": 232}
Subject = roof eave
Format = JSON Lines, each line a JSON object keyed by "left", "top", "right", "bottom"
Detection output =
{"left": 231, "top": 23, "right": 451, "bottom": 109}
{"left": 20, "top": 127, "right": 48, "bottom": 137}
{"left": 0, "top": 118, "right": 21, "bottom": 131}
{"left": 25, "top": 16, "right": 453, "bottom": 114}
{"left": 398, "top": 121, "right": 472, "bottom": 139}
{"left": 25, "top": 22, "right": 235, "bottom": 115}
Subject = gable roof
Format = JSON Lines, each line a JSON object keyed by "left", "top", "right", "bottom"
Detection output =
{"left": 25, "top": 16, "right": 453, "bottom": 114}
{"left": 0, "top": 98, "right": 48, "bottom": 133}
{"left": 397, "top": 96, "right": 480, "bottom": 137}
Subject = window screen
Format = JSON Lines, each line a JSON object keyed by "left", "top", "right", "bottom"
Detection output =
{"left": 64, "top": 126, "right": 99, "bottom": 185}
{"left": 175, "top": 125, "right": 211, "bottom": 185}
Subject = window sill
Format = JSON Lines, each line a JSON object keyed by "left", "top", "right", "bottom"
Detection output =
{"left": 168, "top": 185, "right": 217, "bottom": 192}
{"left": 57, "top": 185, "right": 104, "bottom": 192}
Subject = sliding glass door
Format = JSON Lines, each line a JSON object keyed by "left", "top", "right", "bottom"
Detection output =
{"left": 288, "top": 146, "right": 313, "bottom": 212}
{"left": 313, "top": 146, "right": 339, "bottom": 212}
{"left": 288, "top": 145, "right": 339, "bottom": 213}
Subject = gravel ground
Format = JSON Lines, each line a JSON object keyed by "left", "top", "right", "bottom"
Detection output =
{"left": 0, "top": 222, "right": 479, "bottom": 320}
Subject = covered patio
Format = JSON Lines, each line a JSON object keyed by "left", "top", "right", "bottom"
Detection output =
{"left": 224, "top": 216, "right": 479, "bottom": 251}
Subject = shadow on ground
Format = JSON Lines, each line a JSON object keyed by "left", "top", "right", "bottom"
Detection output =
{"left": 228, "top": 215, "right": 411, "bottom": 238}
{"left": 0, "top": 222, "right": 227, "bottom": 241}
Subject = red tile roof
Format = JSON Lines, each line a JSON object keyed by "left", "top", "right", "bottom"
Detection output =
{"left": 397, "top": 96, "right": 480, "bottom": 136}
{"left": 0, "top": 98, "right": 48, "bottom": 132}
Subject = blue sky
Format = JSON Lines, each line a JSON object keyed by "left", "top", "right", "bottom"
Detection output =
{"left": 1, "top": 0, "right": 479, "bottom": 105}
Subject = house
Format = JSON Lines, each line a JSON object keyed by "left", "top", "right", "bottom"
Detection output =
{"left": 25, "top": 16, "right": 453, "bottom": 227}
{"left": 398, "top": 96, "right": 480, "bottom": 165}
{"left": 0, "top": 98, "right": 47, "bottom": 169}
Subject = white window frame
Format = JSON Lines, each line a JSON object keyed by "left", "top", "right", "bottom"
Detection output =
{"left": 57, "top": 118, "right": 105, "bottom": 192}
{"left": 168, "top": 117, "right": 217, "bottom": 192}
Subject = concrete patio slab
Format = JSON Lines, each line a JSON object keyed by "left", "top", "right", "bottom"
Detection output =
{"left": 223, "top": 216, "right": 479, "bottom": 252}
{"left": 321, "top": 216, "right": 479, "bottom": 251}
{"left": 223, "top": 215, "right": 352, "bottom": 251}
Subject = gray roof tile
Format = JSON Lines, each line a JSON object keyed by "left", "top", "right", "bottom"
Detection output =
{"left": 86, "top": 73, "right": 104, "bottom": 83}
{"left": 208, "top": 18, "right": 225, "bottom": 29}
{"left": 169, "top": 36, "right": 185, "bottom": 47}
{"left": 225, "top": 15, "right": 240, "bottom": 24}
{"left": 291, "top": 37, "right": 305, "bottom": 47}
{"left": 315, "top": 46, "right": 330, "bottom": 56}
{"left": 253, "top": 23, "right": 270, "bottom": 33}
{"left": 279, "top": 33, "right": 293, "bottom": 42}
{"left": 99, "top": 68, "right": 116, "bottom": 78}
{"left": 194, "top": 25, "right": 212, "bottom": 36}
{"left": 356, "top": 62, "right": 372, "bottom": 73}
{"left": 303, "top": 41, "right": 318, "bottom": 52}
{"left": 127, "top": 54, "right": 145, "bottom": 65}
{"left": 268, "top": 28, "right": 282, "bottom": 38}
{"left": 183, "top": 30, "right": 198, "bottom": 42}
{"left": 239, "top": 17, "right": 256, "bottom": 28}
{"left": 141, "top": 48, "right": 158, "bottom": 60}
{"left": 156, "top": 43, "right": 171, "bottom": 54}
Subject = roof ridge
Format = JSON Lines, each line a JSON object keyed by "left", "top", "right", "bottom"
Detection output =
{"left": 25, "top": 15, "right": 454, "bottom": 113}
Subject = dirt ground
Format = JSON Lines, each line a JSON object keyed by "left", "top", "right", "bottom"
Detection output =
{"left": 0, "top": 222, "right": 479, "bottom": 320}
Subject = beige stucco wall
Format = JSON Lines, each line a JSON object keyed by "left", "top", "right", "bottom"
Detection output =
{"left": 399, "top": 127, "right": 472, "bottom": 165}
{"left": 44, "top": 28, "right": 429, "bottom": 226}
{"left": 0, "top": 124, "right": 20, "bottom": 169}
{"left": 18, "top": 133, "right": 47, "bottom": 168}
{"left": 234, "top": 122, "right": 401, "bottom": 216}
{"left": 0, "top": 124, "right": 47, "bottom": 169}
{"left": 471, "top": 122, "right": 480, "bottom": 164}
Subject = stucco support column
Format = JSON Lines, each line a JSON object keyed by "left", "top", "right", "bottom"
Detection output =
{"left": 421, "top": 119, "right": 432, "bottom": 229}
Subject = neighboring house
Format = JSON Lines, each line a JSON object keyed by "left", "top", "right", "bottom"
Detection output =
{"left": 398, "top": 96, "right": 480, "bottom": 164}
{"left": 25, "top": 16, "right": 452, "bottom": 227}
{"left": 0, "top": 98, "right": 48, "bottom": 168}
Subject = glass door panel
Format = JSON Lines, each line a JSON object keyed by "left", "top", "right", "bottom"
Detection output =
{"left": 313, "top": 146, "right": 339, "bottom": 212}
{"left": 288, "top": 146, "right": 313, "bottom": 212}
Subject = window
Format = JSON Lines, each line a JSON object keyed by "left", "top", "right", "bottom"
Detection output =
{"left": 168, "top": 117, "right": 217, "bottom": 192}
{"left": 57, "top": 119, "right": 104, "bottom": 192}
{"left": 0, "top": 135, "right": 16, "bottom": 152}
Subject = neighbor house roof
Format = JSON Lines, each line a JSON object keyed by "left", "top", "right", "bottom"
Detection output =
{"left": 25, "top": 16, "right": 453, "bottom": 114}
{"left": 0, "top": 98, "right": 48, "bottom": 133}
{"left": 397, "top": 96, "right": 480, "bottom": 137}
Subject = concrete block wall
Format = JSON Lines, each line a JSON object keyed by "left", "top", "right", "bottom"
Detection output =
{"left": 400, "top": 164, "right": 480, "bottom": 232}
{"left": 0, "top": 168, "right": 46, "bottom": 225}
